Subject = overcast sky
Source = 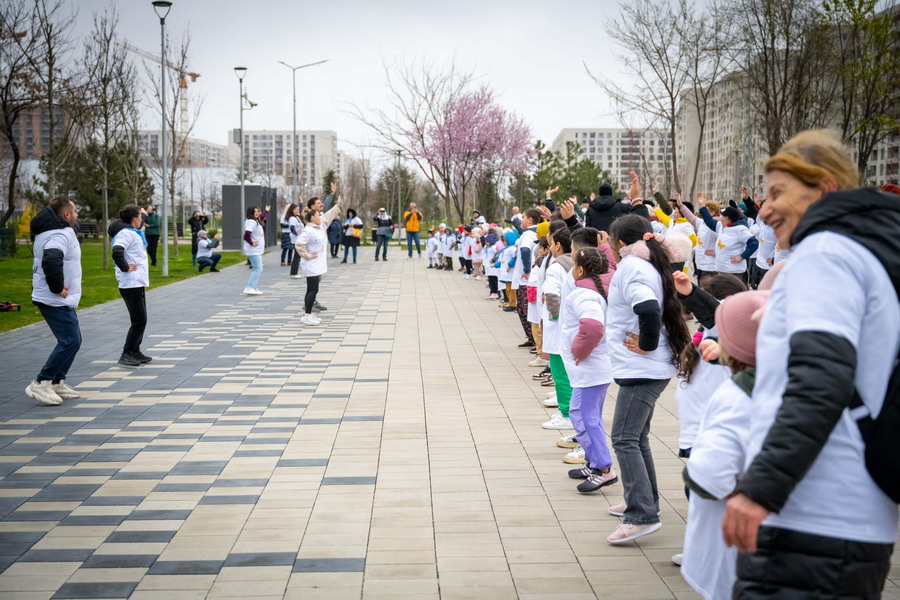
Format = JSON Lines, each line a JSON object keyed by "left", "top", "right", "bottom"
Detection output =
{"left": 70, "top": 0, "right": 629, "bottom": 163}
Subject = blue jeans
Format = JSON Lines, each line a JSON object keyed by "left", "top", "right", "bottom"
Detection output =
{"left": 407, "top": 231, "right": 421, "bottom": 257}
{"left": 198, "top": 254, "right": 221, "bottom": 271}
{"left": 246, "top": 254, "right": 263, "bottom": 290}
{"left": 343, "top": 245, "right": 357, "bottom": 262}
{"left": 35, "top": 304, "right": 82, "bottom": 384}
{"left": 375, "top": 234, "right": 389, "bottom": 259}
{"left": 611, "top": 379, "right": 670, "bottom": 525}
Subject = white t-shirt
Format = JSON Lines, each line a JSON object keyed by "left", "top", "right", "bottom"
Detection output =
{"left": 526, "top": 255, "right": 547, "bottom": 325}
{"left": 754, "top": 220, "right": 776, "bottom": 270}
{"left": 288, "top": 216, "right": 303, "bottom": 244}
{"left": 694, "top": 219, "right": 718, "bottom": 271}
{"left": 112, "top": 229, "right": 149, "bottom": 289}
{"left": 606, "top": 255, "right": 677, "bottom": 380}
{"left": 714, "top": 222, "right": 754, "bottom": 273}
{"left": 32, "top": 227, "right": 82, "bottom": 308}
{"left": 497, "top": 246, "right": 517, "bottom": 283}
{"left": 675, "top": 328, "right": 731, "bottom": 450}
{"left": 297, "top": 223, "right": 327, "bottom": 277}
{"left": 773, "top": 245, "right": 791, "bottom": 264}
{"left": 243, "top": 218, "right": 264, "bottom": 256}
{"left": 470, "top": 237, "right": 484, "bottom": 261}
{"left": 682, "top": 377, "right": 753, "bottom": 600}
{"left": 541, "top": 257, "right": 571, "bottom": 355}
{"left": 560, "top": 285, "right": 613, "bottom": 388}
{"left": 484, "top": 244, "right": 500, "bottom": 276}
{"left": 745, "top": 232, "right": 899, "bottom": 544}
{"left": 426, "top": 236, "right": 438, "bottom": 258}
{"left": 513, "top": 228, "right": 537, "bottom": 286}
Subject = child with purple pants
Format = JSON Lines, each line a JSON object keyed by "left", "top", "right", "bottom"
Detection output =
{"left": 561, "top": 247, "right": 618, "bottom": 493}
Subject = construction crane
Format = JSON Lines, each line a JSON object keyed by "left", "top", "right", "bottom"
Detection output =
{"left": 119, "top": 41, "right": 200, "bottom": 137}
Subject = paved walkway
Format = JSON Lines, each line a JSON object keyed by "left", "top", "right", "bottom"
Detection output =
{"left": 0, "top": 246, "right": 897, "bottom": 600}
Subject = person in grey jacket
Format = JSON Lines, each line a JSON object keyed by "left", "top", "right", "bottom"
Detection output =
{"left": 25, "top": 198, "right": 83, "bottom": 406}
{"left": 374, "top": 208, "right": 393, "bottom": 261}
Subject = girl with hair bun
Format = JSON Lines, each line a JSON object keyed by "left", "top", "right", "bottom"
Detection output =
{"left": 109, "top": 204, "right": 151, "bottom": 367}
{"left": 604, "top": 214, "right": 692, "bottom": 544}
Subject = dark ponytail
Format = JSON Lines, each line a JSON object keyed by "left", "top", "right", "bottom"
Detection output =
{"left": 609, "top": 215, "right": 691, "bottom": 370}
{"left": 119, "top": 204, "right": 141, "bottom": 224}
{"left": 573, "top": 247, "right": 608, "bottom": 299}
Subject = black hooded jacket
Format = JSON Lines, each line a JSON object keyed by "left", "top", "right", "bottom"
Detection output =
{"left": 738, "top": 188, "right": 900, "bottom": 514}
{"left": 584, "top": 194, "right": 634, "bottom": 232}
{"left": 31, "top": 207, "right": 72, "bottom": 294}
{"left": 107, "top": 219, "right": 132, "bottom": 272}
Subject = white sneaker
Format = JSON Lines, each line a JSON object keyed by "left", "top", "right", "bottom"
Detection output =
{"left": 671, "top": 553, "right": 683, "bottom": 566}
{"left": 546, "top": 391, "right": 556, "bottom": 399}
{"left": 528, "top": 357, "right": 548, "bottom": 368}
{"left": 542, "top": 412, "right": 573, "bottom": 430}
{"left": 290, "top": 275, "right": 303, "bottom": 279}
{"left": 253, "top": 289, "right": 264, "bottom": 295}
{"left": 243, "top": 288, "right": 262, "bottom": 295}
{"left": 25, "top": 381, "right": 63, "bottom": 406}
{"left": 51, "top": 382, "right": 80, "bottom": 399}
{"left": 474, "top": 276, "right": 482, "bottom": 280}
{"left": 563, "top": 446, "right": 586, "bottom": 464}
{"left": 465, "top": 274, "right": 471, "bottom": 279}
{"left": 300, "top": 315, "right": 320, "bottom": 326}
{"left": 607, "top": 522, "right": 662, "bottom": 544}
{"left": 556, "top": 433, "right": 578, "bottom": 448}
{"left": 310, "top": 315, "right": 322, "bottom": 324}
{"left": 542, "top": 395, "right": 558, "bottom": 408}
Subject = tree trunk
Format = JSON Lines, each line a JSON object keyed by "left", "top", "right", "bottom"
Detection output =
{"left": 669, "top": 115, "right": 682, "bottom": 194}
{"left": 0, "top": 143, "right": 22, "bottom": 227}
{"left": 102, "top": 157, "right": 109, "bottom": 271}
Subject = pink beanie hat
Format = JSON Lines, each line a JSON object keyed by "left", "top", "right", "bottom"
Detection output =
{"left": 758, "top": 260, "right": 787, "bottom": 291}
{"left": 714, "top": 290, "right": 770, "bottom": 366}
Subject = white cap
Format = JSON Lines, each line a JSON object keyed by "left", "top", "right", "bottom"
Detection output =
{"left": 198, "top": 230, "right": 208, "bottom": 237}
{"left": 378, "top": 207, "right": 386, "bottom": 211}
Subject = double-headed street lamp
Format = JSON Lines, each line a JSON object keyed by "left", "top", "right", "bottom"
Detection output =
{"left": 233, "top": 67, "right": 255, "bottom": 220}
{"left": 152, "top": 1, "right": 171, "bottom": 276}
{"left": 278, "top": 59, "right": 328, "bottom": 203}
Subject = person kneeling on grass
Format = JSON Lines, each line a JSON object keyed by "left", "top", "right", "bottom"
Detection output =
{"left": 197, "top": 230, "right": 222, "bottom": 272}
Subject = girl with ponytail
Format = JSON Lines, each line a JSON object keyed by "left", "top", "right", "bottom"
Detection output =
{"left": 109, "top": 204, "right": 151, "bottom": 367}
{"left": 560, "top": 247, "right": 617, "bottom": 494}
{"left": 604, "top": 214, "right": 692, "bottom": 544}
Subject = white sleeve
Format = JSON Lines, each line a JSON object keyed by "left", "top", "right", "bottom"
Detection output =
{"left": 686, "top": 385, "right": 751, "bottom": 499}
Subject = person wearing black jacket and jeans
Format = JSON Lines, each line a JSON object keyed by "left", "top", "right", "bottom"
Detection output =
{"left": 188, "top": 211, "right": 208, "bottom": 266}
{"left": 722, "top": 131, "right": 899, "bottom": 599}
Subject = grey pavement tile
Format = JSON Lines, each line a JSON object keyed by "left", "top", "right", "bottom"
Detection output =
{"left": 277, "top": 459, "right": 328, "bottom": 468}
{"left": 82, "top": 495, "right": 144, "bottom": 506}
{"left": 3, "top": 510, "right": 70, "bottom": 521}
{"left": 147, "top": 559, "right": 224, "bottom": 575}
{"left": 153, "top": 483, "right": 212, "bottom": 492}
{"left": 197, "top": 495, "right": 259, "bottom": 505}
{"left": 81, "top": 553, "right": 158, "bottom": 568}
{"left": 341, "top": 416, "right": 385, "bottom": 421}
{"left": 127, "top": 509, "right": 192, "bottom": 520}
{"left": 111, "top": 471, "right": 167, "bottom": 480}
{"left": 105, "top": 530, "right": 177, "bottom": 543}
{"left": 19, "top": 548, "right": 95, "bottom": 562}
{"left": 233, "top": 449, "right": 283, "bottom": 457}
{"left": 60, "top": 515, "right": 129, "bottom": 526}
{"left": 293, "top": 558, "right": 366, "bottom": 573}
{"left": 212, "top": 478, "right": 269, "bottom": 487}
{"left": 298, "top": 418, "right": 341, "bottom": 425}
{"left": 0, "top": 531, "right": 46, "bottom": 543}
{"left": 52, "top": 582, "right": 139, "bottom": 599}
{"left": 224, "top": 552, "right": 296, "bottom": 567}
{"left": 321, "top": 477, "right": 377, "bottom": 486}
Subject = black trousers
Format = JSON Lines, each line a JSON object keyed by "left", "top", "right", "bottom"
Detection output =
{"left": 304, "top": 276, "right": 321, "bottom": 314}
{"left": 488, "top": 275, "right": 499, "bottom": 295}
{"left": 290, "top": 251, "right": 301, "bottom": 276}
{"left": 735, "top": 526, "right": 893, "bottom": 599}
{"left": 146, "top": 235, "right": 160, "bottom": 266}
{"left": 120, "top": 287, "right": 147, "bottom": 354}
{"left": 330, "top": 243, "right": 340, "bottom": 257}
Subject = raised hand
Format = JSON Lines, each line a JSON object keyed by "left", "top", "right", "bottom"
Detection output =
{"left": 590, "top": 192, "right": 596, "bottom": 201}
{"left": 629, "top": 171, "right": 640, "bottom": 200}
{"left": 741, "top": 185, "right": 749, "bottom": 198}
{"left": 330, "top": 182, "right": 337, "bottom": 194}
{"left": 697, "top": 192, "right": 705, "bottom": 204}
{"left": 560, "top": 200, "right": 575, "bottom": 220}
{"left": 546, "top": 186, "right": 559, "bottom": 197}
{"left": 674, "top": 192, "right": 682, "bottom": 205}
{"left": 672, "top": 270, "right": 693, "bottom": 296}
{"left": 538, "top": 205, "right": 552, "bottom": 220}
{"left": 264, "top": 205, "right": 271, "bottom": 212}
{"left": 652, "top": 181, "right": 659, "bottom": 195}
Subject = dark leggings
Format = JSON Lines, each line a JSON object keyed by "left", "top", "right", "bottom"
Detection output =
{"left": 461, "top": 257, "right": 472, "bottom": 275}
{"left": 330, "top": 243, "right": 340, "bottom": 257}
{"left": 290, "top": 250, "right": 301, "bottom": 276}
{"left": 119, "top": 287, "right": 147, "bottom": 354}
{"left": 516, "top": 287, "right": 533, "bottom": 342}
{"left": 281, "top": 247, "right": 294, "bottom": 264}
{"left": 488, "top": 275, "right": 499, "bottom": 295}
{"left": 304, "top": 276, "right": 321, "bottom": 314}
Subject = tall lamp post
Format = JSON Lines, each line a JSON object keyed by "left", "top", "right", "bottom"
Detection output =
{"left": 233, "top": 66, "right": 251, "bottom": 221}
{"left": 152, "top": 1, "right": 172, "bottom": 276}
{"left": 278, "top": 60, "right": 328, "bottom": 205}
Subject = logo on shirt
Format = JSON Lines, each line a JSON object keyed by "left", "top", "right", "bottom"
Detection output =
{"left": 717, "top": 241, "right": 726, "bottom": 250}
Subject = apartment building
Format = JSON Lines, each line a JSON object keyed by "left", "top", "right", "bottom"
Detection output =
{"left": 226, "top": 129, "right": 339, "bottom": 188}
{"left": 551, "top": 128, "right": 674, "bottom": 192}
{"left": 137, "top": 131, "right": 228, "bottom": 169}
{"left": 0, "top": 105, "right": 75, "bottom": 161}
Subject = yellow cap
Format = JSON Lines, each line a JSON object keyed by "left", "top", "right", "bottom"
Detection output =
{"left": 536, "top": 221, "right": 549, "bottom": 239}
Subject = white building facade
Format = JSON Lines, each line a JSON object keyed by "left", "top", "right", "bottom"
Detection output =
{"left": 226, "top": 129, "right": 339, "bottom": 190}
{"left": 137, "top": 131, "right": 228, "bottom": 169}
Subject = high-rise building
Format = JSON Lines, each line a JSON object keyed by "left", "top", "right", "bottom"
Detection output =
{"left": 137, "top": 131, "right": 227, "bottom": 168}
{"left": 226, "top": 129, "right": 339, "bottom": 188}
{"left": 550, "top": 128, "right": 674, "bottom": 192}
{"left": 0, "top": 105, "right": 76, "bottom": 161}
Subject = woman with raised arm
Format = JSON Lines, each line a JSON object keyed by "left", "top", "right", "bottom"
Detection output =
{"left": 295, "top": 196, "right": 343, "bottom": 325}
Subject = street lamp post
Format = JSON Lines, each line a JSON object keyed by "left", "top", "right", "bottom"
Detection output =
{"left": 234, "top": 67, "right": 247, "bottom": 222}
{"left": 152, "top": 1, "right": 172, "bottom": 276}
{"left": 278, "top": 60, "right": 328, "bottom": 204}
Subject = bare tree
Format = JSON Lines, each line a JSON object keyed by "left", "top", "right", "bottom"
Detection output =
{"left": 729, "top": 0, "right": 837, "bottom": 154}
{"left": 0, "top": 0, "right": 37, "bottom": 226}
{"left": 81, "top": 6, "right": 138, "bottom": 270}
{"left": 349, "top": 59, "right": 473, "bottom": 220}
{"left": 590, "top": 0, "right": 690, "bottom": 193}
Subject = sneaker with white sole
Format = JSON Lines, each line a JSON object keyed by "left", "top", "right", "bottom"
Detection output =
{"left": 568, "top": 464, "right": 592, "bottom": 479}
{"left": 542, "top": 395, "right": 558, "bottom": 408}
{"left": 608, "top": 502, "right": 661, "bottom": 518}
{"left": 540, "top": 377, "right": 555, "bottom": 387}
{"left": 671, "top": 553, "right": 683, "bottom": 566}
{"left": 25, "top": 381, "right": 63, "bottom": 406}
{"left": 577, "top": 469, "right": 618, "bottom": 493}
{"left": 300, "top": 315, "right": 320, "bottom": 326}
{"left": 542, "top": 412, "right": 573, "bottom": 430}
{"left": 253, "top": 289, "right": 263, "bottom": 295}
{"left": 556, "top": 433, "right": 578, "bottom": 448}
{"left": 563, "top": 446, "right": 586, "bottom": 464}
{"left": 528, "top": 357, "right": 548, "bottom": 368}
{"left": 243, "top": 288, "right": 262, "bottom": 295}
{"left": 51, "top": 382, "right": 80, "bottom": 399}
{"left": 546, "top": 391, "right": 556, "bottom": 399}
{"left": 607, "top": 522, "right": 662, "bottom": 544}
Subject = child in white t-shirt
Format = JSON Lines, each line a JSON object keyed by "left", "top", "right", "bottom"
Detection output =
{"left": 681, "top": 291, "right": 769, "bottom": 600}
{"left": 425, "top": 230, "right": 438, "bottom": 268}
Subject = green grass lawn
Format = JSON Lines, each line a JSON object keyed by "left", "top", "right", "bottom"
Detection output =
{"left": 0, "top": 241, "right": 245, "bottom": 333}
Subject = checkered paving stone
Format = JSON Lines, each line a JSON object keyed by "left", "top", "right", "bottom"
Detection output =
{"left": 0, "top": 247, "right": 898, "bottom": 600}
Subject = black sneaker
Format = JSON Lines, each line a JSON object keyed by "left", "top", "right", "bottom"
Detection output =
{"left": 577, "top": 471, "right": 618, "bottom": 493}
{"left": 375, "top": 257, "right": 379, "bottom": 261}
{"left": 568, "top": 465, "right": 592, "bottom": 479}
{"left": 382, "top": 257, "right": 387, "bottom": 262}
{"left": 518, "top": 341, "right": 535, "bottom": 348}
{"left": 118, "top": 353, "right": 140, "bottom": 367}
{"left": 134, "top": 351, "right": 153, "bottom": 364}
{"left": 502, "top": 306, "right": 517, "bottom": 312}
{"left": 198, "top": 265, "right": 205, "bottom": 272}
{"left": 210, "top": 268, "right": 219, "bottom": 272}
{"left": 314, "top": 302, "right": 327, "bottom": 311}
